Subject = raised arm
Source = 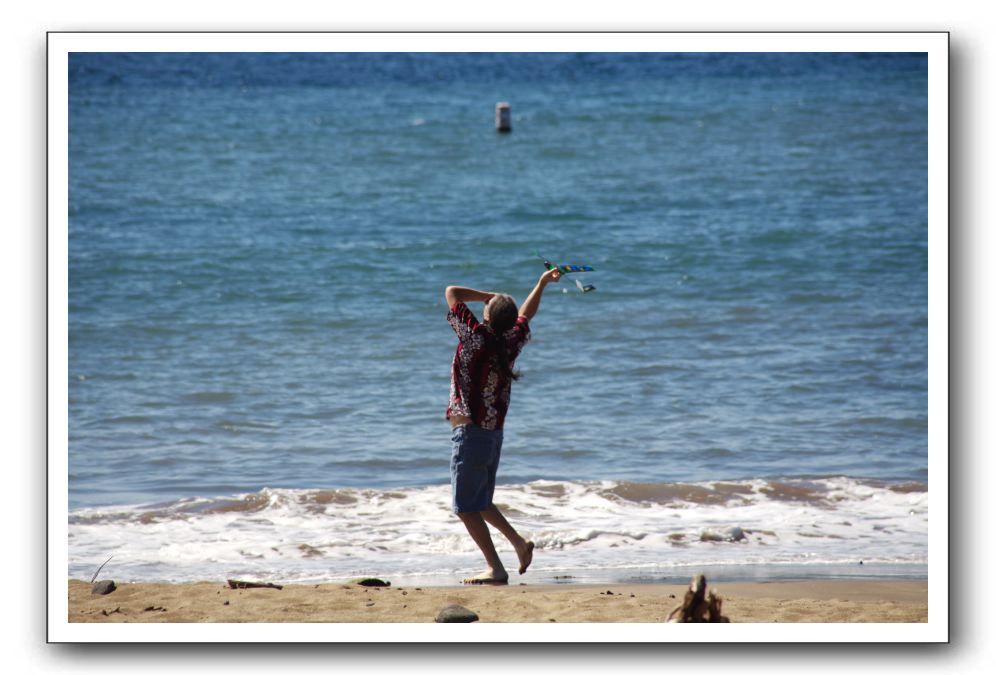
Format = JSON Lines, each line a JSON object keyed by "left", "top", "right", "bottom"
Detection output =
{"left": 445, "top": 286, "right": 495, "bottom": 308}
{"left": 518, "top": 268, "right": 561, "bottom": 320}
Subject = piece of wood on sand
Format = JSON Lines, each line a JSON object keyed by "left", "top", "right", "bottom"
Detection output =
{"left": 350, "top": 577, "right": 391, "bottom": 587}
{"left": 666, "top": 574, "right": 730, "bottom": 623}
{"left": 227, "top": 579, "right": 283, "bottom": 590}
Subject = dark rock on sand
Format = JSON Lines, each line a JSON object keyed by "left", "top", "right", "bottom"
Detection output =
{"left": 91, "top": 580, "right": 116, "bottom": 595}
{"left": 352, "top": 577, "right": 391, "bottom": 587}
{"left": 435, "top": 604, "right": 479, "bottom": 623}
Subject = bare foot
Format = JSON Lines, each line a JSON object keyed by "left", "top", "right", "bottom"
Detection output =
{"left": 518, "top": 541, "right": 534, "bottom": 575}
{"left": 463, "top": 571, "right": 509, "bottom": 586}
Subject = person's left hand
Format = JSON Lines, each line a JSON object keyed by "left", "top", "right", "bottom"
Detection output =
{"left": 541, "top": 268, "right": 561, "bottom": 285}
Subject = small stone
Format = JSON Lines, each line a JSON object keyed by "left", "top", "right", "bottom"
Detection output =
{"left": 223, "top": 600, "right": 230, "bottom": 605}
{"left": 91, "top": 580, "right": 116, "bottom": 595}
{"left": 366, "top": 602, "right": 375, "bottom": 607}
{"left": 435, "top": 604, "right": 479, "bottom": 623}
{"left": 606, "top": 590, "right": 614, "bottom": 595}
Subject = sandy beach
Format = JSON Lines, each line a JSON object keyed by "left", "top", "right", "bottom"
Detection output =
{"left": 68, "top": 578, "right": 927, "bottom": 623}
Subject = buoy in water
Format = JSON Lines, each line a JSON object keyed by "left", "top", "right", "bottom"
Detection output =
{"left": 495, "top": 102, "right": 511, "bottom": 132}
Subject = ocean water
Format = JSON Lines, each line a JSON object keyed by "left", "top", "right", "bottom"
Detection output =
{"left": 67, "top": 53, "right": 929, "bottom": 584}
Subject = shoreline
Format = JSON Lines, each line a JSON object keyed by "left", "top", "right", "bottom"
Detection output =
{"left": 69, "top": 578, "right": 927, "bottom": 623}
{"left": 65, "top": 561, "right": 928, "bottom": 591}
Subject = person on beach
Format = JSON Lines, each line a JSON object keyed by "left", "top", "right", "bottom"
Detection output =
{"left": 444, "top": 267, "right": 561, "bottom": 585}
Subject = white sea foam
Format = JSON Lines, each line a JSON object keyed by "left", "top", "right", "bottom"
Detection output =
{"left": 67, "top": 477, "right": 926, "bottom": 584}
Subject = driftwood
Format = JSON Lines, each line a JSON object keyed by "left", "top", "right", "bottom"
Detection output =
{"left": 666, "top": 574, "right": 730, "bottom": 623}
{"left": 350, "top": 577, "right": 391, "bottom": 587}
{"left": 227, "top": 579, "right": 283, "bottom": 590}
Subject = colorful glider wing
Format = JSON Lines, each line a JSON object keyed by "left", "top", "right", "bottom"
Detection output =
{"left": 556, "top": 264, "right": 595, "bottom": 274}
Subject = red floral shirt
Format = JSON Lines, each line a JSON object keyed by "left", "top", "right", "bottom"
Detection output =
{"left": 446, "top": 301, "right": 531, "bottom": 430}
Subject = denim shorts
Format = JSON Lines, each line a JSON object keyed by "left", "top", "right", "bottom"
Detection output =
{"left": 450, "top": 423, "right": 503, "bottom": 513}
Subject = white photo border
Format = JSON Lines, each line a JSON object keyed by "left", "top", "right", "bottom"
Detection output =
{"left": 48, "top": 31, "right": 948, "bottom": 643}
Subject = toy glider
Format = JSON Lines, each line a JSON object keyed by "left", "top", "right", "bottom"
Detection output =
{"left": 535, "top": 253, "right": 596, "bottom": 293}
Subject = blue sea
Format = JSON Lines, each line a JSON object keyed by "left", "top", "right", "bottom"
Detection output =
{"left": 67, "top": 53, "right": 929, "bottom": 585}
